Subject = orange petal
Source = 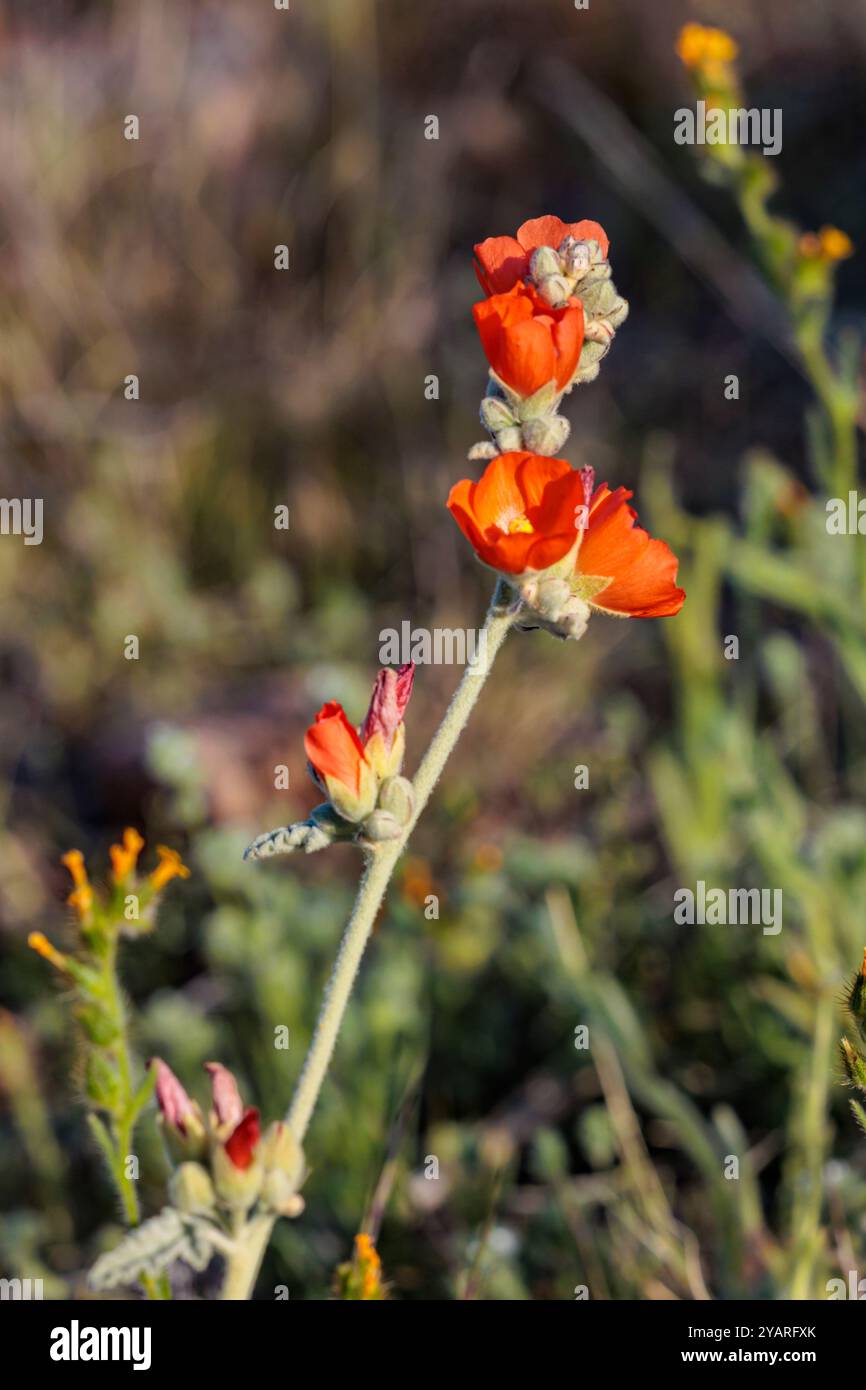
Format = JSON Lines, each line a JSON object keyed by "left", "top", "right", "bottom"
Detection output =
{"left": 472, "top": 235, "right": 528, "bottom": 295}
{"left": 567, "top": 219, "right": 610, "bottom": 258}
{"left": 448, "top": 453, "right": 584, "bottom": 575}
{"left": 516, "top": 216, "right": 571, "bottom": 253}
{"left": 579, "top": 485, "right": 685, "bottom": 617}
{"left": 304, "top": 702, "right": 366, "bottom": 795}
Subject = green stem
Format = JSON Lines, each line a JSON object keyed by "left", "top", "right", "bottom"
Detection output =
{"left": 99, "top": 935, "right": 170, "bottom": 1300}
{"left": 219, "top": 582, "right": 517, "bottom": 1301}
{"left": 286, "top": 581, "right": 516, "bottom": 1143}
{"left": 220, "top": 1216, "right": 276, "bottom": 1301}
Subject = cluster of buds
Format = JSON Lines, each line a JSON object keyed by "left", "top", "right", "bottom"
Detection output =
{"left": 154, "top": 1058, "right": 306, "bottom": 1221}
{"left": 28, "top": 833, "right": 190, "bottom": 1111}
{"left": 469, "top": 215, "right": 629, "bottom": 461}
{"left": 245, "top": 663, "right": 416, "bottom": 859}
{"left": 840, "top": 949, "right": 866, "bottom": 1136}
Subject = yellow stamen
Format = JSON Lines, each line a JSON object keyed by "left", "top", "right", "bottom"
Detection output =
{"left": 149, "top": 845, "right": 191, "bottom": 892}
{"left": 507, "top": 514, "right": 534, "bottom": 535}
{"left": 110, "top": 826, "right": 146, "bottom": 884}
{"left": 28, "top": 932, "right": 69, "bottom": 972}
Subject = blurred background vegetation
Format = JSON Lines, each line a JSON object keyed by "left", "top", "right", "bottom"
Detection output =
{"left": 1, "top": 0, "right": 866, "bottom": 1300}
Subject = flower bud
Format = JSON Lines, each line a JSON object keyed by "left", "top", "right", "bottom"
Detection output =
{"left": 170, "top": 1162, "right": 217, "bottom": 1216}
{"left": 535, "top": 274, "right": 573, "bottom": 308}
{"left": 359, "top": 809, "right": 403, "bottom": 844}
{"left": 521, "top": 414, "right": 571, "bottom": 456}
{"left": 376, "top": 775, "right": 415, "bottom": 828}
{"left": 558, "top": 235, "right": 605, "bottom": 279}
{"left": 480, "top": 395, "right": 516, "bottom": 434}
{"left": 840, "top": 1038, "right": 866, "bottom": 1091}
{"left": 519, "top": 577, "right": 591, "bottom": 643}
{"left": 205, "top": 1061, "right": 244, "bottom": 1133}
{"left": 529, "top": 245, "right": 563, "bottom": 282}
{"left": 212, "top": 1108, "right": 263, "bottom": 1211}
{"left": 493, "top": 425, "right": 525, "bottom": 453}
{"left": 260, "top": 1121, "right": 306, "bottom": 1190}
{"left": 152, "top": 1057, "right": 207, "bottom": 1161}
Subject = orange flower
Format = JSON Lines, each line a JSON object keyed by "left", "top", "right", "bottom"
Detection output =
{"left": 61, "top": 848, "right": 93, "bottom": 918}
{"left": 109, "top": 826, "right": 145, "bottom": 884}
{"left": 354, "top": 1233, "right": 384, "bottom": 1300}
{"left": 447, "top": 452, "right": 587, "bottom": 576}
{"left": 304, "top": 700, "right": 379, "bottom": 822}
{"left": 473, "top": 284, "right": 584, "bottom": 399}
{"left": 449, "top": 458, "right": 685, "bottom": 619}
{"left": 474, "top": 215, "right": 610, "bottom": 296}
{"left": 305, "top": 701, "right": 368, "bottom": 796}
{"left": 149, "top": 845, "right": 191, "bottom": 892}
{"left": 27, "top": 931, "right": 69, "bottom": 972}
{"left": 575, "top": 484, "right": 685, "bottom": 618}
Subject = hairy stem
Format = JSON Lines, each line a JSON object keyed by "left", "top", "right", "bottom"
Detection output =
{"left": 220, "top": 1216, "right": 276, "bottom": 1301}
{"left": 286, "top": 582, "right": 516, "bottom": 1142}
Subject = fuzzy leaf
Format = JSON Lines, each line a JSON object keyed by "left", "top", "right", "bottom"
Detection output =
{"left": 89, "top": 1208, "right": 214, "bottom": 1291}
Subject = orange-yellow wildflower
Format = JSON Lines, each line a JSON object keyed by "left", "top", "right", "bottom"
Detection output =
{"left": 149, "top": 845, "right": 191, "bottom": 892}
{"left": 27, "top": 931, "right": 69, "bottom": 972}
{"left": 110, "top": 827, "right": 146, "bottom": 884}
{"left": 676, "top": 23, "right": 738, "bottom": 73}
{"left": 799, "top": 226, "right": 854, "bottom": 263}
{"left": 61, "top": 849, "right": 93, "bottom": 917}
{"left": 355, "top": 1233, "right": 384, "bottom": 1300}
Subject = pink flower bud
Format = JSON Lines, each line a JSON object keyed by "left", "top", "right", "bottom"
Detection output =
{"left": 360, "top": 663, "right": 415, "bottom": 751}
{"left": 151, "top": 1058, "right": 198, "bottom": 1136}
{"left": 204, "top": 1061, "right": 244, "bottom": 1130}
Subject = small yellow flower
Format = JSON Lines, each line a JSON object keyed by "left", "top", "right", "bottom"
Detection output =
{"left": 675, "top": 22, "right": 739, "bottom": 70}
{"left": 110, "top": 827, "right": 146, "bottom": 884}
{"left": 149, "top": 845, "right": 191, "bottom": 892}
{"left": 61, "top": 849, "right": 93, "bottom": 917}
{"left": 27, "top": 931, "right": 69, "bottom": 972}
{"left": 819, "top": 226, "right": 854, "bottom": 261}
{"left": 799, "top": 226, "right": 854, "bottom": 263}
{"left": 354, "top": 1233, "right": 383, "bottom": 1300}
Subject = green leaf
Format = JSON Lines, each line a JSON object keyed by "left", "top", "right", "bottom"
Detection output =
{"left": 87, "top": 1112, "right": 117, "bottom": 1170}
{"left": 89, "top": 1208, "right": 215, "bottom": 1291}
{"left": 131, "top": 1063, "right": 157, "bottom": 1120}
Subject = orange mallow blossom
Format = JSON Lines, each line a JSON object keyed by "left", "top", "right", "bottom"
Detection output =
{"left": 473, "top": 283, "right": 585, "bottom": 400}
{"left": 474, "top": 215, "right": 610, "bottom": 297}
{"left": 304, "top": 663, "right": 415, "bottom": 824}
{"left": 448, "top": 452, "right": 684, "bottom": 638}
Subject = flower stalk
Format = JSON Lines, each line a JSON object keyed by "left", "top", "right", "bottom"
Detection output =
{"left": 286, "top": 581, "right": 516, "bottom": 1144}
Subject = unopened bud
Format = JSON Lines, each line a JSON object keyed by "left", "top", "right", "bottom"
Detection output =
{"left": 535, "top": 274, "right": 573, "bottom": 308}
{"left": 493, "top": 425, "right": 524, "bottom": 452}
{"left": 260, "top": 1121, "right": 306, "bottom": 1190}
{"left": 359, "top": 809, "right": 403, "bottom": 843}
{"left": 522, "top": 414, "right": 571, "bottom": 456}
{"left": 480, "top": 395, "right": 516, "bottom": 434}
{"left": 529, "top": 245, "right": 563, "bottom": 282}
{"left": 377, "top": 776, "right": 415, "bottom": 828}
{"left": 170, "top": 1162, "right": 217, "bottom": 1215}
{"left": 840, "top": 1038, "right": 866, "bottom": 1091}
